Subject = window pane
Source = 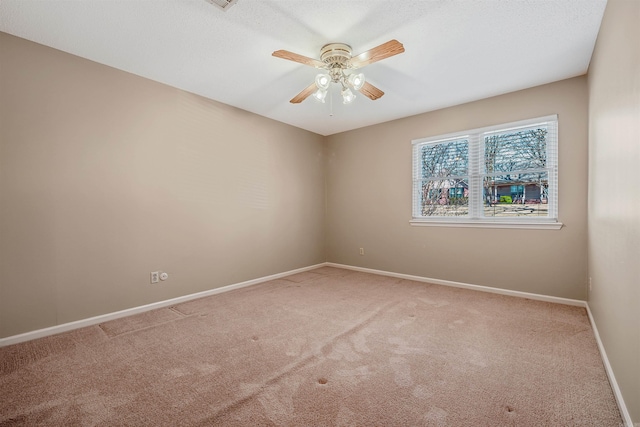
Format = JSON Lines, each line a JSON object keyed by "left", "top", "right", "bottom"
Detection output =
{"left": 412, "top": 115, "right": 557, "bottom": 224}
{"left": 484, "top": 127, "right": 547, "bottom": 174}
{"left": 421, "top": 139, "right": 468, "bottom": 179}
{"left": 483, "top": 172, "right": 549, "bottom": 217}
{"left": 420, "top": 179, "right": 468, "bottom": 216}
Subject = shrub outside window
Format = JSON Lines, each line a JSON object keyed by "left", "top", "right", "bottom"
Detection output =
{"left": 411, "top": 115, "right": 560, "bottom": 229}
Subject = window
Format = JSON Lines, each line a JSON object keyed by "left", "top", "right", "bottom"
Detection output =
{"left": 411, "top": 115, "right": 560, "bottom": 229}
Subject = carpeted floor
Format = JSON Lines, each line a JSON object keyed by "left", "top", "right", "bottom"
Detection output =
{"left": 0, "top": 267, "right": 622, "bottom": 426}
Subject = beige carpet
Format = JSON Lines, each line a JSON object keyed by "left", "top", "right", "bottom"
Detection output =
{"left": 0, "top": 267, "right": 622, "bottom": 426}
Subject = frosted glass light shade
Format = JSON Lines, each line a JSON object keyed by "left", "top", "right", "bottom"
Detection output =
{"left": 347, "top": 73, "right": 365, "bottom": 90}
{"left": 312, "top": 88, "right": 327, "bottom": 103}
{"left": 341, "top": 88, "right": 356, "bottom": 104}
{"left": 315, "top": 74, "right": 330, "bottom": 90}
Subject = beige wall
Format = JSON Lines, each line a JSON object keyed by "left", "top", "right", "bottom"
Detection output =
{"left": 0, "top": 33, "right": 326, "bottom": 338}
{"left": 326, "top": 77, "right": 589, "bottom": 300}
{"left": 587, "top": 0, "right": 640, "bottom": 422}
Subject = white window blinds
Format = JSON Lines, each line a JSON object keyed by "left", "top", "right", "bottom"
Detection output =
{"left": 412, "top": 115, "right": 559, "bottom": 228}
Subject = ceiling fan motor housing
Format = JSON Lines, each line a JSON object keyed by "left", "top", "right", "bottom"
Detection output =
{"left": 320, "top": 43, "right": 352, "bottom": 64}
{"left": 320, "top": 43, "right": 353, "bottom": 82}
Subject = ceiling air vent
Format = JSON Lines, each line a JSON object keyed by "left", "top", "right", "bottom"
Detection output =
{"left": 205, "top": 0, "right": 238, "bottom": 11}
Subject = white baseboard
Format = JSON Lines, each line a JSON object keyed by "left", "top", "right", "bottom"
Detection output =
{"left": 2, "top": 261, "right": 631, "bottom": 426}
{"left": 0, "top": 263, "right": 326, "bottom": 347}
{"left": 327, "top": 262, "right": 587, "bottom": 307}
{"left": 585, "top": 305, "right": 634, "bottom": 427}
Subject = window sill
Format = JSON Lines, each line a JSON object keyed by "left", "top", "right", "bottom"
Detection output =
{"left": 409, "top": 219, "right": 563, "bottom": 230}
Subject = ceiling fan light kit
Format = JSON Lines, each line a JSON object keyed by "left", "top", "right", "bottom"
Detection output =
{"left": 312, "top": 70, "right": 362, "bottom": 104}
{"left": 272, "top": 39, "right": 405, "bottom": 106}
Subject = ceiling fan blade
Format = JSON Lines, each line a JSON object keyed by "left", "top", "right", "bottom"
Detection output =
{"left": 348, "top": 39, "right": 405, "bottom": 69}
{"left": 359, "top": 81, "right": 384, "bottom": 100}
{"left": 272, "top": 50, "right": 326, "bottom": 69}
{"left": 290, "top": 82, "right": 318, "bottom": 104}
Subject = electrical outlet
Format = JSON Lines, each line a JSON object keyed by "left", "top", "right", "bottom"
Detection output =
{"left": 151, "top": 271, "right": 160, "bottom": 284}
{"left": 589, "top": 277, "right": 592, "bottom": 293}
{"left": 359, "top": 248, "right": 365, "bottom": 255}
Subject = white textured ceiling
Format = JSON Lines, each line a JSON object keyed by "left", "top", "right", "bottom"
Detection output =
{"left": 0, "top": 0, "right": 606, "bottom": 136}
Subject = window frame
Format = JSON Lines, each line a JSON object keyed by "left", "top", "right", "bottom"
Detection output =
{"left": 411, "top": 115, "right": 562, "bottom": 230}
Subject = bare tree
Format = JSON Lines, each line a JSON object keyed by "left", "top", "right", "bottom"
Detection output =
{"left": 483, "top": 128, "right": 548, "bottom": 205}
{"left": 420, "top": 140, "right": 468, "bottom": 216}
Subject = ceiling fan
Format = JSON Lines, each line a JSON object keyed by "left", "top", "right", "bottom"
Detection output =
{"left": 272, "top": 40, "right": 405, "bottom": 105}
